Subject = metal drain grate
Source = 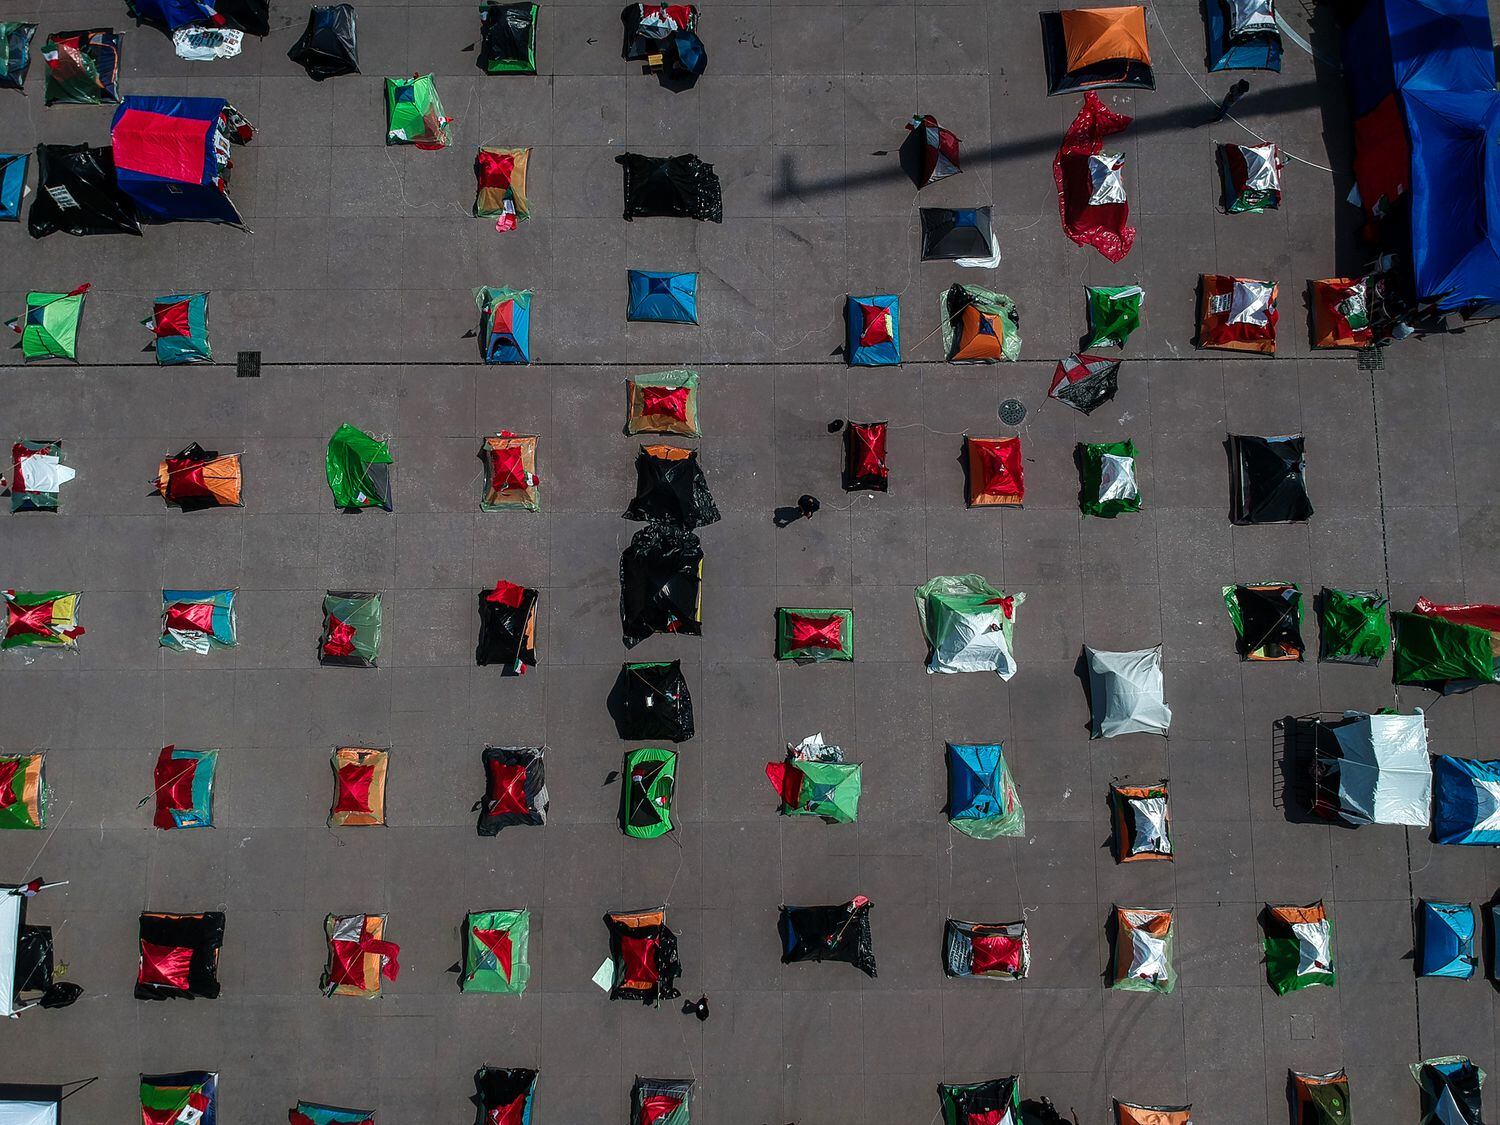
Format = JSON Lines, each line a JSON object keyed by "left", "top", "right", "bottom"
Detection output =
{"left": 998, "top": 398, "right": 1027, "bottom": 425}
{"left": 236, "top": 351, "right": 261, "bottom": 378}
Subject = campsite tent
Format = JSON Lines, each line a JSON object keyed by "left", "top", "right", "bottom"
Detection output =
{"left": 626, "top": 371, "right": 701, "bottom": 436}
{"left": 321, "top": 913, "right": 400, "bottom": 997}
{"left": 622, "top": 748, "right": 677, "bottom": 838}
{"left": 1229, "top": 433, "right": 1312, "bottom": 524}
{"left": 478, "top": 746, "right": 548, "bottom": 834}
{"left": 605, "top": 908, "right": 682, "bottom": 1003}
{"left": 965, "top": 436, "right": 1025, "bottom": 506}
{"left": 622, "top": 4, "right": 699, "bottom": 59}
{"left": 0, "top": 1085, "right": 61, "bottom": 1125}
{"left": 1309, "top": 710, "right": 1431, "bottom": 827}
{"left": 475, "top": 1070, "right": 538, "bottom": 1125}
{"left": 147, "top": 293, "right": 211, "bottom": 365}
{"left": 0, "top": 882, "right": 75, "bottom": 1017}
{"left": 8, "top": 441, "right": 75, "bottom": 513}
{"left": 136, "top": 911, "right": 224, "bottom": 999}
{"left": 616, "top": 660, "right": 695, "bottom": 742}
{"left": 904, "top": 113, "right": 961, "bottom": 186}
{"left": 1199, "top": 274, "right": 1278, "bottom": 352}
{"left": 914, "top": 574, "right": 1023, "bottom": 678}
{"left": 1085, "top": 284, "right": 1144, "bottom": 347}
{"left": 1310, "top": 277, "right": 1375, "bottom": 348}
{"left": 1290, "top": 1069, "right": 1351, "bottom": 1125}
{"left": 154, "top": 444, "right": 241, "bottom": 509}
{"left": 1078, "top": 440, "right": 1142, "bottom": 518}
{"left": 1050, "top": 353, "right": 1121, "bottom": 414}
{"left": 327, "top": 424, "right": 393, "bottom": 511}
{"left": 320, "top": 591, "right": 381, "bottom": 667}
{"left": 141, "top": 1073, "right": 217, "bottom": 1125}
{"left": 845, "top": 420, "right": 888, "bottom": 491}
{"left": 941, "top": 284, "right": 1021, "bottom": 363}
{"left": 1417, "top": 900, "right": 1476, "bottom": 977}
{"left": 1317, "top": 588, "right": 1390, "bottom": 665}
{"left": 1219, "top": 141, "right": 1283, "bottom": 212}
{"left": 627, "top": 271, "right": 699, "bottom": 324}
{"left": 462, "top": 910, "right": 531, "bottom": 993}
{"left": 13, "top": 289, "right": 88, "bottom": 362}
{"left": 42, "top": 30, "right": 122, "bottom": 106}
{"left": 288, "top": 6, "right": 359, "bottom": 80}
{"left": 622, "top": 524, "right": 703, "bottom": 646}
{"left": 775, "top": 608, "right": 853, "bottom": 662}
{"left": 476, "top": 580, "right": 539, "bottom": 673}
{"left": 474, "top": 147, "right": 530, "bottom": 230}
{"left": 479, "top": 3, "right": 539, "bottom": 73}
{"left": 1054, "top": 93, "right": 1135, "bottom": 261}
{"left": 152, "top": 747, "right": 217, "bottom": 829}
{"left": 1115, "top": 1102, "right": 1192, "bottom": 1125}
{"left": 1394, "top": 598, "right": 1500, "bottom": 689}
{"left": 477, "top": 287, "right": 533, "bottom": 363}
{"left": 1207, "top": 0, "right": 1282, "bottom": 70}
{"left": 328, "top": 747, "right": 388, "bottom": 827}
{"left": 1263, "top": 901, "right": 1336, "bottom": 994}
{"left": 1086, "top": 647, "right": 1170, "bottom": 738}
{"left": 161, "top": 589, "right": 237, "bottom": 653}
{"left": 847, "top": 294, "right": 901, "bottom": 366}
{"left": 617, "top": 152, "right": 722, "bottom": 221}
{"left": 1224, "top": 582, "right": 1304, "bottom": 660}
{"left": 765, "top": 734, "right": 861, "bottom": 822}
{"left": 625, "top": 445, "right": 719, "bottom": 527}
{"left": 1042, "top": 7, "right": 1154, "bottom": 95}
{"left": 1112, "top": 906, "right": 1175, "bottom": 993}
{"left": 0, "top": 24, "right": 36, "bottom": 90}
{"left": 0, "top": 754, "right": 46, "bottom": 830}
{"left": 27, "top": 144, "right": 140, "bottom": 237}
{"left": 289, "top": 1102, "right": 374, "bottom": 1125}
{"left": 938, "top": 1078, "right": 1022, "bottom": 1125}
{"left": 1412, "top": 1057, "right": 1484, "bottom": 1125}
{"left": 2, "top": 592, "right": 82, "bottom": 650}
{"left": 481, "top": 432, "right": 540, "bottom": 511}
{"left": 1110, "top": 782, "right": 1173, "bottom": 861}
{"left": 0, "top": 152, "right": 26, "bottom": 221}
{"left": 631, "top": 1078, "right": 692, "bottom": 1125}
{"left": 1432, "top": 755, "right": 1500, "bottom": 844}
{"left": 111, "top": 98, "right": 253, "bottom": 225}
{"left": 128, "top": 0, "right": 269, "bottom": 34}
{"left": 943, "top": 919, "right": 1030, "bottom": 980}
{"left": 920, "top": 207, "right": 999, "bottom": 266}
{"left": 385, "top": 75, "right": 451, "bottom": 148}
{"left": 779, "top": 898, "right": 877, "bottom": 977}
{"left": 946, "top": 743, "right": 1025, "bottom": 838}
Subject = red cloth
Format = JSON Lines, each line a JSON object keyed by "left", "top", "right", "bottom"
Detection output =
{"left": 1053, "top": 92, "right": 1135, "bottom": 262}
{"left": 164, "top": 602, "right": 215, "bottom": 634}
{"left": 1414, "top": 597, "right": 1500, "bottom": 634}
{"left": 322, "top": 616, "right": 356, "bottom": 657}
{"left": 977, "top": 441, "right": 1024, "bottom": 498}
{"left": 859, "top": 302, "right": 893, "bottom": 346}
{"left": 162, "top": 456, "right": 211, "bottom": 500}
{"left": 489, "top": 448, "right": 528, "bottom": 492}
{"left": 367, "top": 938, "right": 401, "bottom": 980}
{"left": 789, "top": 613, "right": 843, "bottom": 650}
{"left": 327, "top": 939, "right": 366, "bottom": 986}
{"left": 472, "top": 927, "right": 514, "bottom": 980}
{"left": 642, "top": 385, "right": 691, "bottom": 421}
{"left": 849, "top": 422, "right": 887, "bottom": 481}
{"left": 5, "top": 599, "right": 54, "bottom": 640}
{"left": 0, "top": 759, "right": 17, "bottom": 810}
{"left": 638, "top": 1095, "right": 684, "bottom": 1125}
{"left": 111, "top": 108, "right": 212, "bottom": 183}
{"left": 969, "top": 933, "right": 1023, "bottom": 975}
{"left": 765, "top": 762, "right": 804, "bottom": 808}
{"left": 334, "top": 764, "right": 375, "bottom": 813}
{"left": 486, "top": 581, "right": 527, "bottom": 607}
{"left": 138, "top": 940, "right": 194, "bottom": 989}
{"left": 641, "top": 4, "right": 695, "bottom": 29}
{"left": 153, "top": 751, "right": 197, "bottom": 828}
{"left": 967, "top": 1112, "right": 1005, "bottom": 1125}
{"left": 620, "top": 933, "right": 660, "bottom": 984}
{"left": 488, "top": 1096, "right": 528, "bottom": 1125}
{"left": 1351, "top": 94, "right": 1410, "bottom": 239}
{"left": 487, "top": 762, "right": 530, "bottom": 814}
{"left": 475, "top": 148, "right": 517, "bottom": 189}
{"left": 152, "top": 300, "right": 192, "bottom": 339}
{"left": 489, "top": 300, "right": 515, "bottom": 334}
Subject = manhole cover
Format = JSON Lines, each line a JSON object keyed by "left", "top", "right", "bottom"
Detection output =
{"left": 998, "top": 398, "right": 1027, "bottom": 425}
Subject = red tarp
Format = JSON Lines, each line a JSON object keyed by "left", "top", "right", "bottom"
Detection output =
{"left": 111, "top": 108, "right": 211, "bottom": 183}
{"left": 1053, "top": 91, "right": 1135, "bottom": 262}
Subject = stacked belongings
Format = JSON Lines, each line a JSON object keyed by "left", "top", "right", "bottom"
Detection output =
{"left": 474, "top": 1069, "right": 538, "bottom": 1125}
{"left": 477, "top": 286, "right": 533, "bottom": 363}
{"left": 1290, "top": 1069, "right": 1351, "bottom": 1125}
{"left": 474, "top": 147, "right": 530, "bottom": 231}
{"left": 42, "top": 30, "right": 123, "bottom": 106}
{"left": 1223, "top": 582, "right": 1303, "bottom": 661}
{"left": 615, "top": 660, "right": 695, "bottom": 742}
{"left": 319, "top": 591, "right": 382, "bottom": 668}
{"left": 141, "top": 1073, "right": 217, "bottom": 1125}
{"left": 605, "top": 908, "right": 682, "bottom": 1003}
{"left": 135, "top": 911, "right": 224, "bottom": 999}
{"left": 1219, "top": 142, "right": 1283, "bottom": 213}
{"left": 914, "top": 574, "right": 1023, "bottom": 678}
{"left": 160, "top": 590, "right": 237, "bottom": 654}
{"left": 621, "top": 747, "right": 677, "bottom": 839}
{"left": 11, "top": 288, "right": 89, "bottom": 363}
{"left": 775, "top": 607, "right": 853, "bottom": 662}
{"left": 1110, "top": 782, "right": 1173, "bottom": 861}
{"left": 1042, "top": 6, "right": 1154, "bottom": 95}
{"left": 1316, "top": 587, "right": 1390, "bottom": 665}
{"left": 626, "top": 371, "right": 701, "bottom": 437}
{"left": 152, "top": 746, "right": 217, "bottom": 829}
{"left": 1085, "top": 284, "right": 1144, "bottom": 347}
{"left": 326, "top": 424, "right": 393, "bottom": 511}
{"left": 1054, "top": 93, "right": 1135, "bottom": 261}
{"left": 476, "top": 580, "right": 539, "bottom": 673}
{"left": 1115, "top": 1102, "right": 1191, "bottom": 1125}
{"left": 942, "top": 919, "right": 1029, "bottom": 980}
{"left": 146, "top": 293, "right": 211, "bottom": 365}
{"left": 1263, "top": 901, "right": 1336, "bottom": 993}
{"left": 938, "top": 1078, "right": 1022, "bottom": 1124}
{"left": 941, "top": 284, "right": 1021, "bottom": 363}
{"left": 964, "top": 436, "right": 1024, "bottom": 507}
{"left": 1412, "top": 1057, "right": 1484, "bottom": 1124}
{"left": 1, "top": 879, "right": 80, "bottom": 1015}
{"left": 127, "top": 1, "right": 270, "bottom": 37}
{"left": 847, "top": 294, "right": 901, "bottom": 366}
{"left": 946, "top": 743, "right": 1025, "bottom": 838}
{"left": 2, "top": 592, "right": 83, "bottom": 650}
{"left": 622, "top": 524, "right": 703, "bottom": 647}
{"left": 384, "top": 75, "right": 452, "bottom": 148}
{"left": 110, "top": 98, "right": 254, "bottom": 226}
{"left": 625, "top": 444, "right": 719, "bottom": 527}
{"left": 462, "top": 910, "right": 531, "bottom": 993}
{"left": 920, "top": 207, "right": 1000, "bottom": 267}
{"left": 1432, "top": 755, "right": 1500, "bottom": 844}
{"left": 1229, "top": 433, "right": 1312, "bottom": 524}
{"left": 321, "top": 913, "right": 400, "bottom": 997}
{"left": 1198, "top": 274, "right": 1278, "bottom": 352}
{"left": 0, "top": 753, "right": 47, "bottom": 830}
{"left": 27, "top": 144, "right": 140, "bottom": 237}
{"left": 779, "top": 897, "right": 876, "bottom": 977}
{"left": 0, "top": 152, "right": 28, "bottom": 222}
{"left": 477, "top": 746, "right": 548, "bottom": 834}
{"left": 154, "top": 443, "right": 242, "bottom": 510}
{"left": 627, "top": 270, "right": 699, "bottom": 324}
{"left": 765, "top": 733, "right": 861, "bottom": 823}
{"left": 631, "top": 1077, "right": 692, "bottom": 1125}
{"left": 617, "top": 152, "right": 722, "bottom": 221}
{"left": 1049, "top": 353, "right": 1121, "bottom": 414}
{"left": 480, "top": 432, "right": 540, "bottom": 511}
{"left": 288, "top": 5, "right": 360, "bottom": 81}
{"left": 0, "top": 23, "right": 36, "bottom": 90}
{"left": 290, "top": 1102, "right": 375, "bottom": 1125}
{"left": 328, "top": 747, "right": 388, "bottom": 827}
{"left": 904, "top": 113, "right": 961, "bottom": 187}
{"left": 1086, "top": 647, "right": 1171, "bottom": 738}
{"left": 1308, "top": 709, "right": 1431, "bottom": 827}
{"left": 1111, "top": 906, "right": 1175, "bottom": 992}
{"left": 844, "top": 420, "right": 888, "bottom": 492}
{"left": 1077, "top": 439, "right": 1142, "bottom": 518}
{"left": 1207, "top": 0, "right": 1281, "bottom": 70}
{"left": 622, "top": 5, "right": 706, "bottom": 82}
{"left": 7, "top": 440, "right": 75, "bottom": 512}
{"left": 1417, "top": 900, "right": 1476, "bottom": 977}
{"left": 1309, "top": 277, "right": 1374, "bottom": 348}
{"left": 1393, "top": 598, "right": 1500, "bottom": 691}
{"left": 479, "top": 3, "right": 539, "bottom": 74}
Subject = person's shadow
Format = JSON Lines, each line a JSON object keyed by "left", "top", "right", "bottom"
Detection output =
{"left": 772, "top": 506, "right": 804, "bottom": 527}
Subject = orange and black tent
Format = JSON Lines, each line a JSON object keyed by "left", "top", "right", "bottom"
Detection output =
{"left": 1042, "top": 6, "right": 1154, "bottom": 94}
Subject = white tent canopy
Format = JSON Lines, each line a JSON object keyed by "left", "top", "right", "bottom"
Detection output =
{"left": 1085, "top": 646, "right": 1172, "bottom": 738}
{"left": 1326, "top": 711, "right": 1431, "bottom": 827}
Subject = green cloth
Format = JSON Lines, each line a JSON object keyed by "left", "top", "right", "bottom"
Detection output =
{"left": 775, "top": 607, "right": 854, "bottom": 661}
{"left": 326, "top": 423, "right": 393, "bottom": 510}
{"left": 1317, "top": 588, "right": 1390, "bottom": 665}
{"left": 385, "top": 74, "right": 451, "bottom": 147}
{"left": 1393, "top": 612, "right": 1495, "bottom": 686}
{"left": 622, "top": 747, "right": 677, "bottom": 839}
{"left": 322, "top": 592, "right": 382, "bottom": 666}
{"left": 20, "top": 290, "right": 84, "bottom": 361}
{"left": 781, "top": 761, "right": 861, "bottom": 823}
{"left": 939, "top": 284, "right": 1022, "bottom": 362}
{"left": 1084, "top": 284, "right": 1143, "bottom": 348}
{"left": 1078, "top": 438, "right": 1142, "bottom": 518}
{"left": 1264, "top": 918, "right": 1336, "bottom": 995}
{"left": 462, "top": 909, "right": 531, "bottom": 994}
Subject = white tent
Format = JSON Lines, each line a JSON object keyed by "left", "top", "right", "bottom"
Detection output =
{"left": 1317, "top": 710, "right": 1431, "bottom": 827}
{"left": 1085, "top": 646, "right": 1172, "bottom": 738}
{"left": 0, "top": 1086, "right": 61, "bottom": 1125}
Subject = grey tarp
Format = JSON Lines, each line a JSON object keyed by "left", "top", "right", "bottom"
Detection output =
{"left": 1327, "top": 711, "right": 1431, "bottom": 827}
{"left": 1085, "top": 645, "right": 1172, "bottom": 738}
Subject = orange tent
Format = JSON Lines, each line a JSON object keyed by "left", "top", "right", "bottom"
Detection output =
{"left": 965, "top": 436, "right": 1024, "bottom": 507}
{"left": 155, "top": 444, "right": 242, "bottom": 508}
{"left": 1114, "top": 1102, "right": 1193, "bottom": 1125}
{"left": 1045, "top": 6, "right": 1155, "bottom": 94}
{"left": 950, "top": 304, "right": 1007, "bottom": 361}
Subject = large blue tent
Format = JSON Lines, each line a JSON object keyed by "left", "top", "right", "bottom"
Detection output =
{"left": 109, "top": 97, "right": 251, "bottom": 226}
{"left": 0, "top": 153, "right": 26, "bottom": 222}
{"left": 627, "top": 270, "right": 699, "bottom": 324}
{"left": 847, "top": 294, "right": 901, "bottom": 366}
{"left": 1432, "top": 754, "right": 1500, "bottom": 844}
{"left": 1341, "top": 0, "right": 1495, "bottom": 118}
{"left": 1417, "top": 899, "right": 1476, "bottom": 977}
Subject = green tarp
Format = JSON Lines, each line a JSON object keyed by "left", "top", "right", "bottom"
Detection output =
{"left": 914, "top": 574, "right": 1022, "bottom": 678}
{"left": 17, "top": 288, "right": 85, "bottom": 361}
{"left": 1263, "top": 903, "right": 1336, "bottom": 995}
{"left": 326, "top": 423, "right": 393, "bottom": 511}
{"left": 1393, "top": 612, "right": 1494, "bottom": 687}
{"left": 320, "top": 591, "right": 382, "bottom": 667}
{"left": 775, "top": 607, "right": 854, "bottom": 662}
{"left": 462, "top": 908, "right": 530, "bottom": 994}
{"left": 773, "top": 760, "right": 861, "bottom": 822}
{"left": 1317, "top": 587, "right": 1390, "bottom": 665}
{"left": 622, "top": 747, "right": 677, "bottom": 839}
{"left": 1078, "top": 438, "right": 1142, "bottom": 517}
{"left": 1084, "top": 284, "right": 1143, "bottom": 348}
{"left": 385, "top": 74, "right": 452, "bottom": 147}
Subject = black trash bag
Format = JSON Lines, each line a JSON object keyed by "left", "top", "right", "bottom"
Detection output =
{"left": 28, "top": 144, "right": 141, "bottom": 238}
{"left": 623, "top": 446, "right": 720, "bottom": 528}
{"left": 620, "top": 523, "right": 703, "bottom": 648}
{"left": 617, "top": 152, "right": 722, "bottom": 222}
{"left": 615, "top": 659, "right": 695, "bottom": 742}
{"left": 288, "top": 4, "right": 359, "bottom": 80}
{"left": 40, "top": 982, "right": 83, "bottom": 1009}
{"left": 779, "top": 899, "right": 877, "bottom": 977}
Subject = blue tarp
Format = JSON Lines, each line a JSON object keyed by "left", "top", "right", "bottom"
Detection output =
{"left": 130, "top": 0, "right": 220, "bottom": 30}
{"left": 110, "top": 97, "right": 243, "bottom": 225}
{"left": 627, "top": 270, "right": 699, "bottom": 324}
{"left": 1417, "top": 899, "right": 1475, "bottom": 977}
{"left": 847, "top": 294, "right": 901, "bottom": 366}
{"left": 947, "top": 743, "right": 1004, "bottom": 821}
{"left": 1342, "top": 0, "right": 1496, "bottom": 118}
{"left": 1432, "top": 754, "right": 1500, "bottom": 843}
{"left": 0, "top": 153, "right": 27, "bottom": 222}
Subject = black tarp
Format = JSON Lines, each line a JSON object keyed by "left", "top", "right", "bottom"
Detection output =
{"left": 616, "top": 660, "right": 695, "bottom": 742}
{"left": 474, "top": 1067, "right": 537, "bottom": 1125}
{"left": 28, "top": 143, "right": 141, "bottom": 238}
{"left": 617, "top": 152, "right": 723, "bottom": 222}
{"left": 624, "top": 447, "right": 720, "bottom": 528}
{"left": 135, "top": 911, "right": 225, "bottom": 1000}
{"left": 476, "top": 584, "right": 539, "bottom": 673}
{"left": 1231, "top": 583, "right": 1304, "bottom": 660}
{"left": 479, "top": 2, "right": 537, "bottom": 72}
{"left": 621, "top": 524, "right": 703, "bottom": 648}
{"left": 288, "top": 5, "right": 359, "bottom": 81}
{"left": 1050, "top": 353, "right": 1120, "bottom": 415}
{"left": 1415, "top": 1059, "right": 1484, "bottom": 1125}
{"left": 477, "top": 746, "right": 548, "bottom": 835}
{"left": 1229, "top": 433, "right": 1313, "bottom": 524}
{"left": 779, "top": 900, "right": 877, "bottom": 977}
{"left": 920, "top": 206, "right": 992, "bottom": 259}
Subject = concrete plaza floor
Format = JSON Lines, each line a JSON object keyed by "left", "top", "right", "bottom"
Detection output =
{"left": 1, "top": 0, "right": 1499, "bottom": 1121}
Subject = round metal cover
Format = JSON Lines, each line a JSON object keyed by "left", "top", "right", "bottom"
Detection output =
{"left": 998, "top": 398, "right": 1027, "bottom": 425}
